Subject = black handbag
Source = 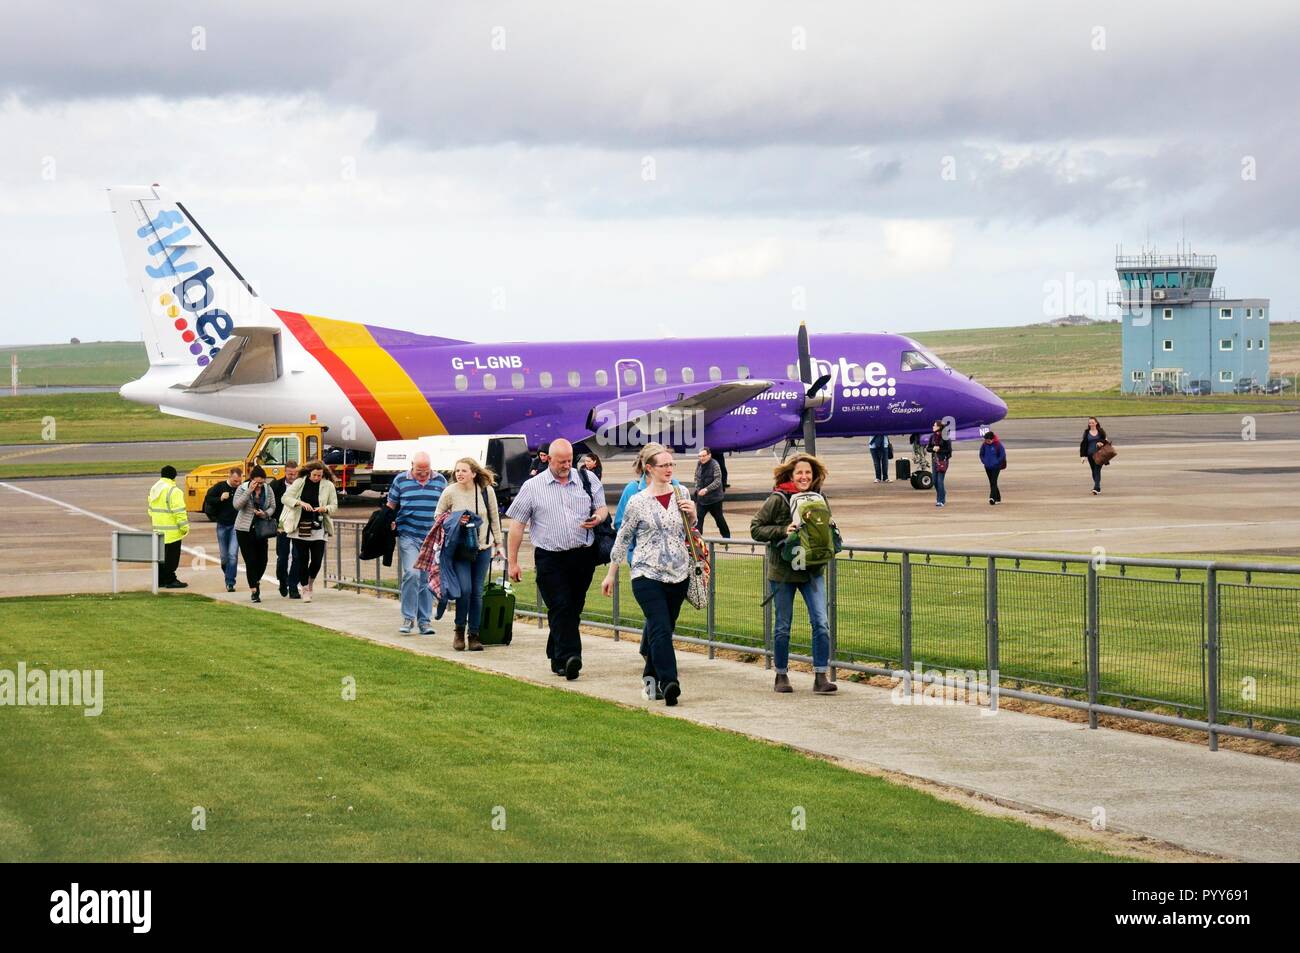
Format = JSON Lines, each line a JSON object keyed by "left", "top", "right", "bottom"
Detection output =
{"left": 578, "top": 468, "right": 615, "bottom": 565}
{"left": 253, "top": 516, "right": 278, "bottom": 539}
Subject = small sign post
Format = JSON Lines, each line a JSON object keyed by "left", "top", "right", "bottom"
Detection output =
{"left": 112, "top": 531, "right": 165, "bottom": 594}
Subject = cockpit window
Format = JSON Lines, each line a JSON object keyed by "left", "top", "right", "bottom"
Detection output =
{"left": 900, "top": 350, "right": 935, "bottom": 371}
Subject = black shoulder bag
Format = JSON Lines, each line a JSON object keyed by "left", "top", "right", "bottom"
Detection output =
{"left": 578, "top": 467, "right": 616, "bottom": 565}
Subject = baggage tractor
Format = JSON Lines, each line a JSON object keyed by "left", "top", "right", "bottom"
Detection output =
{"left": 895, "top": 458, "right": 910, "bottom": 480}
{"left": 478, "top": 561, "right": 515, "bottom": 645}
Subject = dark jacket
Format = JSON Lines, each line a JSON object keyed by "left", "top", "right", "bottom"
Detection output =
{"left": 868, "top": 434, "right": 892, "bottom": 455}
{"left": 270, "top": 477, "right": 290, "bottom": 521}
{"left": 1080, "top": 429, "right": 1109, "bottom": 459}
{"left": 750, "top": 482, "right": 824, "bottom": 584}
{"left": 979, "top": 438, "right": 1006, "bottom": 469}
{"left": 435, "top": 510, "right": 484, "bottom": 617}
{"left": 925, "top": 433, "right": 952, "bottom": 460}
{"left": 360, "top": 504, "right": 397, "bottom": 566}
{"left": 693, "top": 458, "right": 724, "bottom": 504}
{"left": 203, "top": 481, "right": 240, "bottom": 525}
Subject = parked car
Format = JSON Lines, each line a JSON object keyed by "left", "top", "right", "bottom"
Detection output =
{"left": 1147, "top": 380, "right": 1175, "bottom": 396}
{"left": 1233, "top": 377, "right": 1259, "bottom": 395}
{"left": 1182, "top": 379, "right": 1212, "bottom": 396}
{"left": 1265, "top": 377, "right": 1294, "bottom": 395}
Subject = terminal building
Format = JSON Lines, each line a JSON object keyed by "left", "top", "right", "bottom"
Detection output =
{"left": 1113, "top": 252, "right": 1270, "bottom": 394}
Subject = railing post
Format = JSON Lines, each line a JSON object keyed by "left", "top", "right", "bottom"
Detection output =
{"left": 901, "top": 551, "right": 913, "bottom": 688}
{"left": 762, "top": 549, "right": 772, "bottom": 670}
{"left": 1086, "top": 562, "right": 1099, "bottom": 729}
{"left": 986, "top": 555, "right": 999, "bottom": 713}
{"left": 706, "top": 541, "right": 716, "bottom": 660}
{"left": 828, "top": 555, "right": 838, "bottom": 682}
{"left": 1206, "top": 566, "right": 1219, "bottom": 752}
{"left": 611, "top": 566, "right": 620, "bottom": 642}
{"left": 333, "top": 526, "right": 342, "bottom": 589}
{"left": 353, "top": 524, "right": 361, "bottom": 592}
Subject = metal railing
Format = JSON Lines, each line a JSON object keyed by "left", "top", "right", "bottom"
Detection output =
{"left": 327, "top": 519, "right": 1300, "bottom": 751}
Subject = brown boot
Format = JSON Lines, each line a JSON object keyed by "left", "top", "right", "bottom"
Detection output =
{"left": 453, "top": 625, "right": 466, "bottom": 651}
{"left": 774, "top": 673, "right": 793, "bottom": 693}
{"left": 467, "top": 631, "right": 483, "bottom": 651}
{"left": 814, "top": 672, "right": 838, "bottom": 694}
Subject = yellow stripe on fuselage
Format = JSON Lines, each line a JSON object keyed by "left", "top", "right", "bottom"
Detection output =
{"left": 302, "top": 314, "right": 448, "bottom": 438}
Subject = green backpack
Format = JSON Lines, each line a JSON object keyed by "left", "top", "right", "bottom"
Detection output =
{"left": 779, "top": 492, "right": 839, "bottom": 569}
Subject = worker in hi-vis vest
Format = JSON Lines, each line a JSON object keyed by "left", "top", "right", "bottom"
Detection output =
{"left": 148, "top": 465, "right": 190, "bottom": 589}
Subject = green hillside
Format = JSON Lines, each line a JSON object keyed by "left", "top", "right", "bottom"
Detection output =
{"left": 0, "top": 341, "right": 148, "bottom": 387}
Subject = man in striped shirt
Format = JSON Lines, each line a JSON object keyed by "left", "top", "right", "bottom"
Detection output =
{"left": 387, "top": 452, "right": 447, "bottom": 635}
{"left": 507, "top": 438, "right": 608, "bottom": 679}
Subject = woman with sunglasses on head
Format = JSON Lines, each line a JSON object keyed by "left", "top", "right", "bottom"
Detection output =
{"left": 602, "top": 445, "right": 697, "bottom": 706}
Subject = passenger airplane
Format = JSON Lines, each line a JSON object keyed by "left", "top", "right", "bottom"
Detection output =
{"left": 110, "top": 185, "right": 1006, "bottom": 457}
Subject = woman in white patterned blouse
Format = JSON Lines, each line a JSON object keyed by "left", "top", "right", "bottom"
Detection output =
{"left": 601, "top": 446, "right": 697, "bottom": 706}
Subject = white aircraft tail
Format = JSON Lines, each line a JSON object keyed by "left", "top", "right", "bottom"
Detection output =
{"left": 108, "top": 185, "right": 279, "bottom": 379}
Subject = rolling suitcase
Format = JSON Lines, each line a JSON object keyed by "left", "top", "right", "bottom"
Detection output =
{"left": 895, "top": 458, "right": 910, "bottom": 480}
{"left": 478, "top": 561, "right": 515, "bottom": 645}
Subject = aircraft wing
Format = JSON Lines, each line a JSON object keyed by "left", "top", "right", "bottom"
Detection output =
{"left": 178, "top": 326, "right": 282, "bottom": 393}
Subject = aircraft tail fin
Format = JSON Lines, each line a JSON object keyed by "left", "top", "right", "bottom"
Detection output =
{"left": 108, "top": 185, "right": 278, "bottom": 379}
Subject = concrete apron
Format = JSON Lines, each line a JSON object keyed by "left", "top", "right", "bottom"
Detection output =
{"left": 213, "top": 586, "right": 1300, "bottom": 863}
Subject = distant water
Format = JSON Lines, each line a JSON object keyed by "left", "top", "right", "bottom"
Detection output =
{"left": 1, "top": 385, "right": 120, "bottom": 397}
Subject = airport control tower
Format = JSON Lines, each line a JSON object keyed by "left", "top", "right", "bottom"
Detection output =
{"left": 1113, "top": 251, "right": 1270, "bottom": 394}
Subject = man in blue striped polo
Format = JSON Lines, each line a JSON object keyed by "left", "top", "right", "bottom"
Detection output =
{"left": 507, "top": 438, "right": 608, "bottom": 679}
{"left": 387, "top": 451, "right": 447, "bottom": 635}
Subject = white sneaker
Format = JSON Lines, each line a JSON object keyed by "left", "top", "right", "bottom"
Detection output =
{"left": 641, "top": 676, "right": 656, "bottom": 700}
{"left": 399, "top": 619, "right": 414, "bottom": 635}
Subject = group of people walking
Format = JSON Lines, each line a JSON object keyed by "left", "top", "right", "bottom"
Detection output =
{"left": 887, "top": 416, "right": 1114, "bottom": 506}
{"left": 149, "top": 415, "right": 1117, "bottom": 704}
{"left": 149, "top": 460, "right": 336, "bottom": 598}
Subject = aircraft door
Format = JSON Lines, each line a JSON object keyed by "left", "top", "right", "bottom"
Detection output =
{"left": 614, "top": 358, "right": 646, "bottom": 399}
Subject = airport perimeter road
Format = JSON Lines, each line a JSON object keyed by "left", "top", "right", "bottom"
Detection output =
{"left": 215, "top": 586, "right": 1300, "bottom": 862}
{"left": 0, "top": 437, "right": 249, "bottom": 466}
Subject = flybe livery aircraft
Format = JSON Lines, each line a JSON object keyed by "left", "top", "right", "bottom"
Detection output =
{"left": 110, "top": 185, "right": 1006, "bottom": 455}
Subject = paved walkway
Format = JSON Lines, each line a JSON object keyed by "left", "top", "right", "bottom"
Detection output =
{"left": 214, "top": 586, "right": 1300, "bottom": 862}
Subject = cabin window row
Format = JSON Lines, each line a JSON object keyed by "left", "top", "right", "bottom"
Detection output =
{"left": 452, "top": 365, "right": 749, "bottom": 392}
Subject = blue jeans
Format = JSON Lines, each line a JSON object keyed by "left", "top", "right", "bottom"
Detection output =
{"left": 870, "top": 447, "right": 890, "bottom": 481}
{"left": 632, "top": 575, "right": 688, "bottom": 688}
{"left": 933, "top": 468, "right": 947, "bottom": 504}
{"left": 770, "top": 573, "right": 830, "bottom": 673}
{"left": 398, "top": 533, "right": 433, "bottom": 626}
{"left": 216, "top": 523, "right": 239, "bottom": 587}
{"left": 453, "top": 548, "right": 493, "bottom": 631}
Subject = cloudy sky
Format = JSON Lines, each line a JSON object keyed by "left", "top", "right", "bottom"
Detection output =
{"left": 2, "top": 0, "right": 1298, "bottom": 347}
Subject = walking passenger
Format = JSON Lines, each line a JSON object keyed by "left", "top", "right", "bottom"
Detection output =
{"left": 203, "top": 466, "right": 243, "bottom": 590}
{"left": 528, "top": 442, "right": 551, "bottom": 477}
{"left": 280, "top": 461, "right": 338, "bottom": 602}
{"left": 868, "top": 434, "right": 893, "bottom": 483}
{"left": 750, "top": 453, "right": 838, "bottom": 695}
{"left": 692, "top": 446, "right": 730, "bottom": 537}
{"left": 925, "top": 420, "right": 952, "bottom": 508}
{"left": 434, "top": 457, "right": 504, "bottom": 651}
{"left": 270, "top": 462, "right": 300, "bottom": 597}
{"left": 232, "top": 465, "right": 275, "bottom": 598}
{"left": 979, "top": 431, "right": 1006, "bottom": 505}
{"left": 387, "top": 451, "right": 447, "bottom": 634}
{"left": 506, "top": 438, "right": 608, "bottom": 680}
{"left": 615, "top": 442, "right": 681, "bottom": 696}
{"left": 1080, "top": 416, "right": 1110, "bottom": 495}
{"left": 602, "top": 445, "right": 696, "bottom": 706}
{"left": 148, "top": 465, "right": 190, "bottom": 589}
{"left": 233, "top": 466, "right": 275, "bottom": 602}
{"left": 579, "top": 451, "right": 603, "bottom": 480}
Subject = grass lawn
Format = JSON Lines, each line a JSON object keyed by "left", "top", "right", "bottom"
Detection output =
{"left": 0, "top": 393, "right": 248, "bottom": 445}
{"left": 0, "top": 459, "right": 210, "bottom": 479}
{"left": 1002, "top": 392, "right": 1300, "bottom": 419}
{"left": 0, "top": 593, "right": 1120, "bottom": 862}
{"left": 1, "top": 341, "right": 148, "bottom": 387}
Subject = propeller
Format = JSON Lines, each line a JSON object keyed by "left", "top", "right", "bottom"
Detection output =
{"left": 797, "top": 322, "right": 823, "bottom": 457}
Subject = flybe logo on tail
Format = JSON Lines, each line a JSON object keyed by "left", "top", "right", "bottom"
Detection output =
{"left": 137, "top": 208, "right": 234, "bottom": 367}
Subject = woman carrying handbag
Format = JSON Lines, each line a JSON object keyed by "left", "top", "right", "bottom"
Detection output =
{"left": 233, "top": 466, "right": 276, "bottom": 602}
{"left": 601, "top": 445, "right": 698, "bottom": 706}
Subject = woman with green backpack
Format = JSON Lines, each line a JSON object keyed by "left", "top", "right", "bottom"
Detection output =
{"left": 750, "top": 452, "right": 839, "bottom": 695}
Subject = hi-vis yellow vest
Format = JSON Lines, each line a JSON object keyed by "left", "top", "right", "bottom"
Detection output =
{"left": 147, "top": 478, "right": 189, "bottom": 543}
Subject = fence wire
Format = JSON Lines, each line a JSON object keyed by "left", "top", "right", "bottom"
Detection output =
{"left": 1218, "top": 583, "right": 1300, "bottom": 726}
{"left": 1098, "top": 575, "right": 1205, "bottom": 712}
{"left": 910, "top": 562, "right": 987, "bottom": 673}
{"left": 996, "top": 568, "right": 1088, "bottom": 693}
